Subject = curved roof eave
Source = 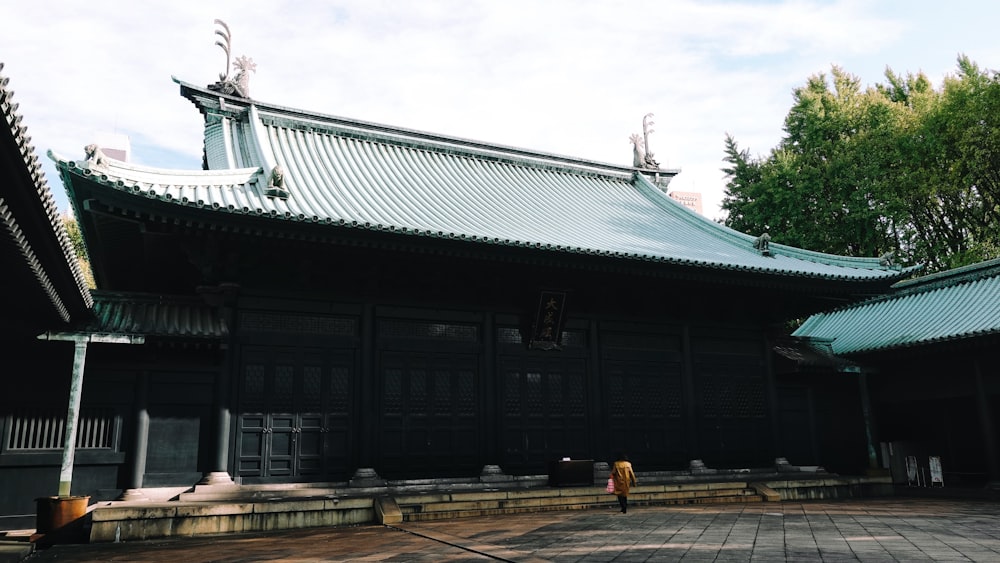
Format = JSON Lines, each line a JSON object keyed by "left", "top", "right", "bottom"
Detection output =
{"left": 793, "top": 259, "right": 1000, "bottom": 354}
{"left": 52, "top": 150, "right": 909, "bottom": 285}
{"left": 1, "top": 62, "right": 93, "bottom": 322}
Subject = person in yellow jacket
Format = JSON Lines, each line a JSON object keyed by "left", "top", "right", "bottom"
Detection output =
{"left": 611, "top": 453, "right": 637, "bottom": 514}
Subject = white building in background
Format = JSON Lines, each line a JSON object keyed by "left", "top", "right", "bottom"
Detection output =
{"left": 669, "top": 191, "right": 703, "bottom": 215}
{"left": 95, "top": 132, "right": 131, "bottom": 162}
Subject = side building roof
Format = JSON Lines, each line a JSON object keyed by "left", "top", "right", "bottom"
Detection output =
{"left": 88, "top": 291, "right": 227, "bottom": 339}
{"left": 793, "top": 257, "right": 1000, "bottom": 354}
{"left": 0, "top": 61, "right": 93, "bottom": 332}
{"left": 52, "top": 78, "right": 914, "bottom": 285}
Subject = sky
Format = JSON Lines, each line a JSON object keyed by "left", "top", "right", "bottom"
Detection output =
{"left": 4, "top": 1, "right": 1000, "bottom": 221}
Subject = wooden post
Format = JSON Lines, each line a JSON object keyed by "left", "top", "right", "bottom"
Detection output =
{"left": 58, "top": 339, "right": 89, "bottom": 497}
{"left": 973, "top": 359, "right": 999, "bottom": 484}
{"left": 38, "top": 332, "right": 144, "bottom": 497}
{"left": 855, "top": 368, "right": 880, "bottom": 470}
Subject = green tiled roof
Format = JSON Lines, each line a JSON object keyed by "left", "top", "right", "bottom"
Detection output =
{"left": 773, "top": 337, "right": 858, "bottom": 371}
{"left": 87, "top": 291, "right": 227, "bottom": 339}
{"left": 49, "top": 78, "right": 915, "bottom": 283}
{"left": 1, "top": 61, "right": 93, "bottom": 325}
{"left": 793, "top": 258, "right": 1000, "bottom": 354}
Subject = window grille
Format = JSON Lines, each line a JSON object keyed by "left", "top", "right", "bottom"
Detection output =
{"left": 496, "top": 327, "right": 587, "bottom": 348}
{"left": 5, "top": 408, "right": 117, "bottom": 451}
{"left": 497, "top": 327, "right": 524, "bottom": 344}
{"left": 240, "top": 312, "right": 358, "bottom": 337}
{"left": 379, "top": 320, "right": 478, "bottom": 342}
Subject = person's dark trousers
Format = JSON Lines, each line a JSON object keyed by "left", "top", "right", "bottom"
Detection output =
{"left": 617, "top": 495, "right": 628, "bottom": 513}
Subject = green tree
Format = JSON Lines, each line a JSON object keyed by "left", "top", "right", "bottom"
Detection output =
{"left": 723, "top": 56, "right": 1000, "bottom": 272}
{"left": 62, "top": 214, "right": 95, "bottom": 289}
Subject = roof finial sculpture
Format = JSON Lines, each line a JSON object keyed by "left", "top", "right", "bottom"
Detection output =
{"left": 629, "top": 113, "right": 660, "bottom": 169}
{"left": 753, "top": 232, "right": 772, "bottom": 257}
{"left": 214, "top": 19, "right": 232, "bottom": 82}
{"left": 207, "top": 19, "right": 256, "bottom": 99}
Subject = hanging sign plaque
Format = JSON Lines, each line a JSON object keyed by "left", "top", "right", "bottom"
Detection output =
{"left": 529, "top": 290, "right": 567, "bottom": 350}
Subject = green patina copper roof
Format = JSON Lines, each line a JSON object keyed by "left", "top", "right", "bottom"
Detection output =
{"left": 87, "top": 291, "right": 227, "bottom": 339}
{"left": 49, "top": 78, "right": 915, "bottom": 283}
{"left": 793, "top": 258, "right": 1000, "bottom": 354}
{"left": 773, "top": 337, "right": 858, "bottom": 371}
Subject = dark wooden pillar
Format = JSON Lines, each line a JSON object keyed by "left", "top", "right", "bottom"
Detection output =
{"left": 358, "top": 304, "right": 376, "bottom": 470}
{"left": 587, "top": 319, "right": 603, "bottom": 459}
{"left": 120, "top": 371, "right": 150, "bottom": 499}
{"left": 973, "top": 358, "right": 1000, "bottom": 484}
{"left": 481, "top": 312, "right": 497, "bottom": 467}
{"left": 203, "top": 346, "right": 232, "bottom": 483}
{"left": 763, "top": 334, "right": 780, "bottom": 462}
{"left": 199, "top": 286, "right": 238, "bottom": 486}
{"left": 680, "top": 324, "right": 699, "bottom": 461}
{"left": 856, "top": 369, "right": 880, "bottom": 470}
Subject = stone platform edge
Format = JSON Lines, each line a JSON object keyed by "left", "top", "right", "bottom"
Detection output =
{"left": 84, "top": 474, "right": 893, "bottom": 543}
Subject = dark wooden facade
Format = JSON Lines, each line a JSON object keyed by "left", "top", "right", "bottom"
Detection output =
{"left": 43, "top": 203, "right": 885, "bottom": 489}
{"left": 861, "top": 342, "right": 999, "bottom": 487}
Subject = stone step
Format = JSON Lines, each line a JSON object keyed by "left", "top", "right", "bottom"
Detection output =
{"left": 400, "top": 493, "right": 763, "bottom": 521}
{"left": 179, "top": 487, "right": 343, "bottom": 502}
{"left": 396, "top": 483, "right": 764, "bottom": 522}
{"left": 176, "top": 476, "right": 549, "bottom": 502}
{"left": 81, "top": 475, "right": 894, "bottom": 543}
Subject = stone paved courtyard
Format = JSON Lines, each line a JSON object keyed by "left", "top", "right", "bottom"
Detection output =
{"left": 19, "top": 498, "right": 1000, "bottom": 562}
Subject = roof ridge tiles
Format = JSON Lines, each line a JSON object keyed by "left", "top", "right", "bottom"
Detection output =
{"left": 175, "top": 77, "right": 653, "bottom": 180}
{"left": 49, "top": 151, "right": 262, "bottom": 188}
{"left": 892, "top": 256, "right": 1000, "bottom": 292}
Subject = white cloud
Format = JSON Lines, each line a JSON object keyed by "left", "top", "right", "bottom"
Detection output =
{"left": 4, "top": 0, "right": 1000, "bottom": 222}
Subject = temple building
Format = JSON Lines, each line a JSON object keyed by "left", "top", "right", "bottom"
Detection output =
{"left": 791, "top": 260, "right": 1000, "bottom": 489}
{"left": 2, "top": 52, "right": 937, "bottom": 527}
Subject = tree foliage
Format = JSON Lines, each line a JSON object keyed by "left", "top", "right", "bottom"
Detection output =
{"left": 62, "top": 214, "right": 95, "bottom": 289}
{"left": 722, "top": 56, "right": 1000, "bottom": 272}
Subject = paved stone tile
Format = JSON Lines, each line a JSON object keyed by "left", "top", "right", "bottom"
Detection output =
{"left": 18, "top": 498, "right": 1000, "bottom": 562}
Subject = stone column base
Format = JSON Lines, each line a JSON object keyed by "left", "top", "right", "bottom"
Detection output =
{"left": 349, "top": 467, "right": 387, "bottom": 488}
{"left": 118, "top": 489, "right": 151, "bottom": 501}
{"left": 198, "top": 471, "right": 237, "bottom": 486}
{"left": 689, "top": 459, "right": 717, "bottom": 475}
{"left": 480, "top": 464, "right": 513, "bottom": 483}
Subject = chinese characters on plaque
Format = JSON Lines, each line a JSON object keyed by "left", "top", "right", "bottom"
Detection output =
{"left": 530, "top": 291, "right": 567, "bottom": 350}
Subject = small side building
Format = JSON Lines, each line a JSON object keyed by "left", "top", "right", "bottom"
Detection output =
{"left": 793, "top": 259, "right": 1000, "bottom": 489}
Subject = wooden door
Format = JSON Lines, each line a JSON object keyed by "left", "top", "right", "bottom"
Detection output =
{"left": 236, "top": 346, "right": 355, "bottom": 481}
{"left": 378, "top": 351, "right": 479, "bottom": 477}
{"left": 499, "top": 356, "right": 588, "bottom": 473}
{"left": 604, "top": 358, "right": 686, "bottom": 468}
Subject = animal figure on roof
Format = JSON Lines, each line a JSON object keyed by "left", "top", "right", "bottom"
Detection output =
{"left": 84, "top": 144, "right": 108, "bottom": 168}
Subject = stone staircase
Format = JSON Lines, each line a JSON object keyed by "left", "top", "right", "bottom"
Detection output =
{"left": 395, "top": 481, "right": 768, "bottom": 522}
